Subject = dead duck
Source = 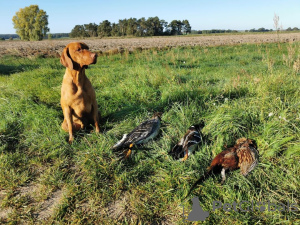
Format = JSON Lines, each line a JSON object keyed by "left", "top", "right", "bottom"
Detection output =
{"left": 169, "top": 123, "right": 203, "bottom": 161}
{"left": 112, "top": 112, "right": 162, "bottom": 158}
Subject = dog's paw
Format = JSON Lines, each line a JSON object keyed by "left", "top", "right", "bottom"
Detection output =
{"left": 68, "top": 136, "right": 74, "bottom": 144}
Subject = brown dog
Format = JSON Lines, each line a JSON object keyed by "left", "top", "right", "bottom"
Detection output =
{"left": 60, "top": 42, "right": 100, "bottom": 143}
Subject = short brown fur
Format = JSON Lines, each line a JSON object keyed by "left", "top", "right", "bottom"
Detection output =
{"left": 60, "top": 42, "right": 100, "bottom": 143}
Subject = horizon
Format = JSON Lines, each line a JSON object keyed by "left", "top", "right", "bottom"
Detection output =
{"left": 0, "top": 28, "right": 286, "bottom": 36}
{"left": 0, "top": 0, "right": 299, "bottom": 34}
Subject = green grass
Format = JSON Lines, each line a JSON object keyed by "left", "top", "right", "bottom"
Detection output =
{"left": 0, "top": 42, "right": 299, "bottom": 224}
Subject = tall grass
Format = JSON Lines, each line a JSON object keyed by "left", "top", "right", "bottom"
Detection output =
{"left": 0, "top": 42, "right": 299, "bottom": 224}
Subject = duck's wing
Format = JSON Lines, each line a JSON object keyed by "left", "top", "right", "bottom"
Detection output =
{"left": 182, "top": 130, "right": 202, "bottom": 150}
{"left": 169, "top": 137, "right": 184, "bottom": 159}
{"left": 123, "top": 118, "right": 161, "bottom": 146}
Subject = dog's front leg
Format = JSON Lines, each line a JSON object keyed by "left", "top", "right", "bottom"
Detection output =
{"left": 92, "top": 103, "right": 100, "bottom": 133}
{"left": 63, "top": 106, "right": 74, "bottom": 143}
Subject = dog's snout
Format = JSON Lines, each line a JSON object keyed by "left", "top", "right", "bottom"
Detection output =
{"left": 91, "top": 52, "right": 97, "bottom": 59}
{"left": 91, "top": 52, "right": 97, "bottom": 63}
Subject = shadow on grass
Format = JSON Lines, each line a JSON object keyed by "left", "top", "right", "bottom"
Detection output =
{"left": 103, "top": 86, "right": 249, "bottom": 125}
{"left": 0, "top": 120, "right": 24, "bottom": 153}
{"left": 31, "top": 95, "right": 62, "bottom": 116}
{"left": 222, "top": 87, "right": 249, "bottom": 100}
{"left": 0, "top": 64, "right": 39, "bottom": 76}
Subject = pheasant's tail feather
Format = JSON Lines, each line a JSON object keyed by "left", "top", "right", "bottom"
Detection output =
{"left": 185, "top": 170, "right": 213, "bottom": 198}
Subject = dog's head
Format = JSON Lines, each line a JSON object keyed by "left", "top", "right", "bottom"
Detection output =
{"left": 60, "top": 42, "right": 97, "bottom": 70}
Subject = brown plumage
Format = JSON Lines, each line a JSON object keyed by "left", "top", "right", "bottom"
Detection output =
{"left": 187, "top": 138, "right": 258, "bottom": 196}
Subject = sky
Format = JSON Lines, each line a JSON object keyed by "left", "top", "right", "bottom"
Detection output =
{"left": 0, "top": 0, "right": 299, "bottom": 34}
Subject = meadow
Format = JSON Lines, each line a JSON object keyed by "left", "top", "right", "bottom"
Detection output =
{"left": 0, "top": 39, "right": 299, "bottom": 224}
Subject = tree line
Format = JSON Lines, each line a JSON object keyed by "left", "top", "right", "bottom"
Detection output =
{"left": 8, "top": 5, "right": 300, "bottom": 41}
{"left": 69, "top": 17, "right": 191, "bottom": 38}
{"left": 191, "top": 29, "right": 239, "bottom": 34}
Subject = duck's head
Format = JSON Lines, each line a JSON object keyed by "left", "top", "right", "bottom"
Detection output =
{"left": 152, "top": 112, "right": 163, "bottom": 120}
{"left": 189, "top": 120, "right": 205, "bottom": 132}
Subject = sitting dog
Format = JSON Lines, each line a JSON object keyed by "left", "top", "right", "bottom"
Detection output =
{"left": 60, "top": 42, "right": 100, "bottom": 143}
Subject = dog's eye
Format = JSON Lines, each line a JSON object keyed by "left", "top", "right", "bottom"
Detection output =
{"left": 76, "top": 48, "right": 81, "bottom": 52}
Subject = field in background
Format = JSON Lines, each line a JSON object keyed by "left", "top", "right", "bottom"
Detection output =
{"left": 1, "top": 32, "right": 300, "bottom": 57}
{"left": 0, "top": 37, "right": 299, "bottom": 224}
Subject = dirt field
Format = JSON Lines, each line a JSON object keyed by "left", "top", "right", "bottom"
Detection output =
{"left": 1, "top": 32, "right": 300, "bottom": 57}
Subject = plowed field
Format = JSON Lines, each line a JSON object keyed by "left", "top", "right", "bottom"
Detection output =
{"left": 1, "top": 32, "right": 300, "bottom": 57}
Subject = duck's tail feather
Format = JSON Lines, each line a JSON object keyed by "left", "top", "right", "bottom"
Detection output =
{"left": 112, "top": 134, "right": 128, "bottom": 150}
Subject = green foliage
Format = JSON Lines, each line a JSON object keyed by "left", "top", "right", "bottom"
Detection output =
{"left": 12, "top": 5, "right": 49, "bottom": 41}
{"left": 70, "top": 17, "right": 192, "bottom": 38}
{"left": 169, "top": 20, "right": 183, "bottom": 35}
{"left": 98, "top": 20, "right": 112, "bottom": 37}
{"left": 84, "top": 23, "right": 98, "bottom": 37}
{"left": 69, "top": 25, "right": 88, "bottom": 38}
{"left": 182, "top": 19, "right": 191, "bottom": 34}
{"left": 0, "top": 42, "right": 299, "bottom": 224}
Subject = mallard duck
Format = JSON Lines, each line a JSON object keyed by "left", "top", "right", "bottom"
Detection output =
{"left": 169, "top": 124, "right": 203, "bottom": 161}
{"left": 112, "top": 112, "right": 162, "bottom": 158}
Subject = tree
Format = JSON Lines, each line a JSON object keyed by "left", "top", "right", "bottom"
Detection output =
{"left": 119, "top": 19, "right": 128, "bottom": 36}
{"left": 182, "top": 20, "right": 191, "bottom": 34}
{"left": 160, "top": 19, "right": 169, "bottom": 34}
{"left": 70, "top": 25, "right": 88, "bottom": 38}
{"left": 84, "top": 23, "right": 98, "bottom": 37}
{"left": 146, "top": 17, "right": 164, "bottom": 36}
{"left": 169, "top": 20, "right": 183, "bottom": 35}
{"left": 111, "top": 23, "right": 120, "bottom": 36}
{"left": 98, "top": 20, "right": 112, "bottom": 37}
{"left": 137, "top": 17, "right": 147, "bottom": 36}
{"left": 12, "top": 5, "right": 49, "bottom": 41}
{"left": 126, "top": 18, "right": 138, "bottom": 36}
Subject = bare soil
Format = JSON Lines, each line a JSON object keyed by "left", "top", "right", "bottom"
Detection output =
{"left": 0, "top": 184, "right": 64, "bottom": 222}
{"left": 1, "top": 33, "right": 300, "bottom": 57}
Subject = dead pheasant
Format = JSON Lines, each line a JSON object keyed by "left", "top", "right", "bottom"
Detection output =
{"left": 112, "top": 112, "right": 162, "bottom": 159}
{"left": 187, "top": 138, "right": 258, "bottom": 195}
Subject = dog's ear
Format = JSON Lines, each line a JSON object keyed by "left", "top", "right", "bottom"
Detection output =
{"left": 60, "top": 46, "right": 73, "bottom": 70}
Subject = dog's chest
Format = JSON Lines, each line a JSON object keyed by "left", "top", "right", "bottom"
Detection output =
{"left": 72, "top": 89, "right": 93, "bottom": 116}
{"left": 62, "top": 75, "right": 95, "bottom": 117}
